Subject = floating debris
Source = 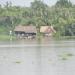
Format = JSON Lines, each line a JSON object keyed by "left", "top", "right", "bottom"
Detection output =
{"left": 58, "top": 53, "right": 74, "bottom": 61}
{"left": 61, "top": 57, "right": 68, "bottom": 60}
{"left": 67, "top": 53, "right": 73, "bottom": 56}
{"left": 15, "top": 61, "right": 21, "bottom": 64}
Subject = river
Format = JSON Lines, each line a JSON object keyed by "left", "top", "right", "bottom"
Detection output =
{"left": 0, "top": 39, "right": 75, "bottom": 75}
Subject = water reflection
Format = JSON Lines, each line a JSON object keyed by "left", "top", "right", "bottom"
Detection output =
{"left": 36, "top": 39, "right": 42, "bottom": 75}
{"left": 0, "top": 40, "right": 75, "bottom": 75}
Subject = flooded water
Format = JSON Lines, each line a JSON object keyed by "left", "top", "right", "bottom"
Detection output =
{"left": 0, "top": 39, "right": 75, "bottom": 75}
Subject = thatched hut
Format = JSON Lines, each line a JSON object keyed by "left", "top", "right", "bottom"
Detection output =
{"left": 14, "top": 25, "right": 37, "bottom": 39}
{"left": 40, "top": 26, "right": 56, "bottom": 36}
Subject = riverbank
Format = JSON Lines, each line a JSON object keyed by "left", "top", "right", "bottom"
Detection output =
{"left": 54, "top": 36, "right": 75, "bottom": 40}
{"left": 0, "top": 34, "right": 75, "bottom": 41}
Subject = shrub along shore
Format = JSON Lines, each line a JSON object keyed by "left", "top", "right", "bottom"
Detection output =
{"left": 0, "top": 0, "right": 75, "bottom": 40}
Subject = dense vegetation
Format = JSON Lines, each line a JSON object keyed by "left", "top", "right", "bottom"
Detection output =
{"left": 0, "top": 0, "right": 75, "bottom": 38}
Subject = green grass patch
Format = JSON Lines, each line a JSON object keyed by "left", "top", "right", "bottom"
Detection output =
{"left": 0, "top": 34, "right": 16, "bottom": 41}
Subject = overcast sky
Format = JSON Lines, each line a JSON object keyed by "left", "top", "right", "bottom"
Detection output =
{"left": 0, "top": 0, "right": 75, "bottom": 7}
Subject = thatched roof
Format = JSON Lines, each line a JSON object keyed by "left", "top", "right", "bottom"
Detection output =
{"left": 40, "top": 26, "right": 56, "bottom": 33}
{"left": 14, "top": 25, "right": 37, "bottom": 33}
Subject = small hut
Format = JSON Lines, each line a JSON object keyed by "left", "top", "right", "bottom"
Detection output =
{"left": 40, "top": 26, "right": 56, "bottom": 36}
{"left": 14, "top": 25, "right": 37, "bottom": 39}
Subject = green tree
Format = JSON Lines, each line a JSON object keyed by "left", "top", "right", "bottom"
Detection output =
{"left": 31, "top": 0, "right": 49, "bottom": 39}
{"left": 55, "top": 0, "right": 72, "bottom": 7}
